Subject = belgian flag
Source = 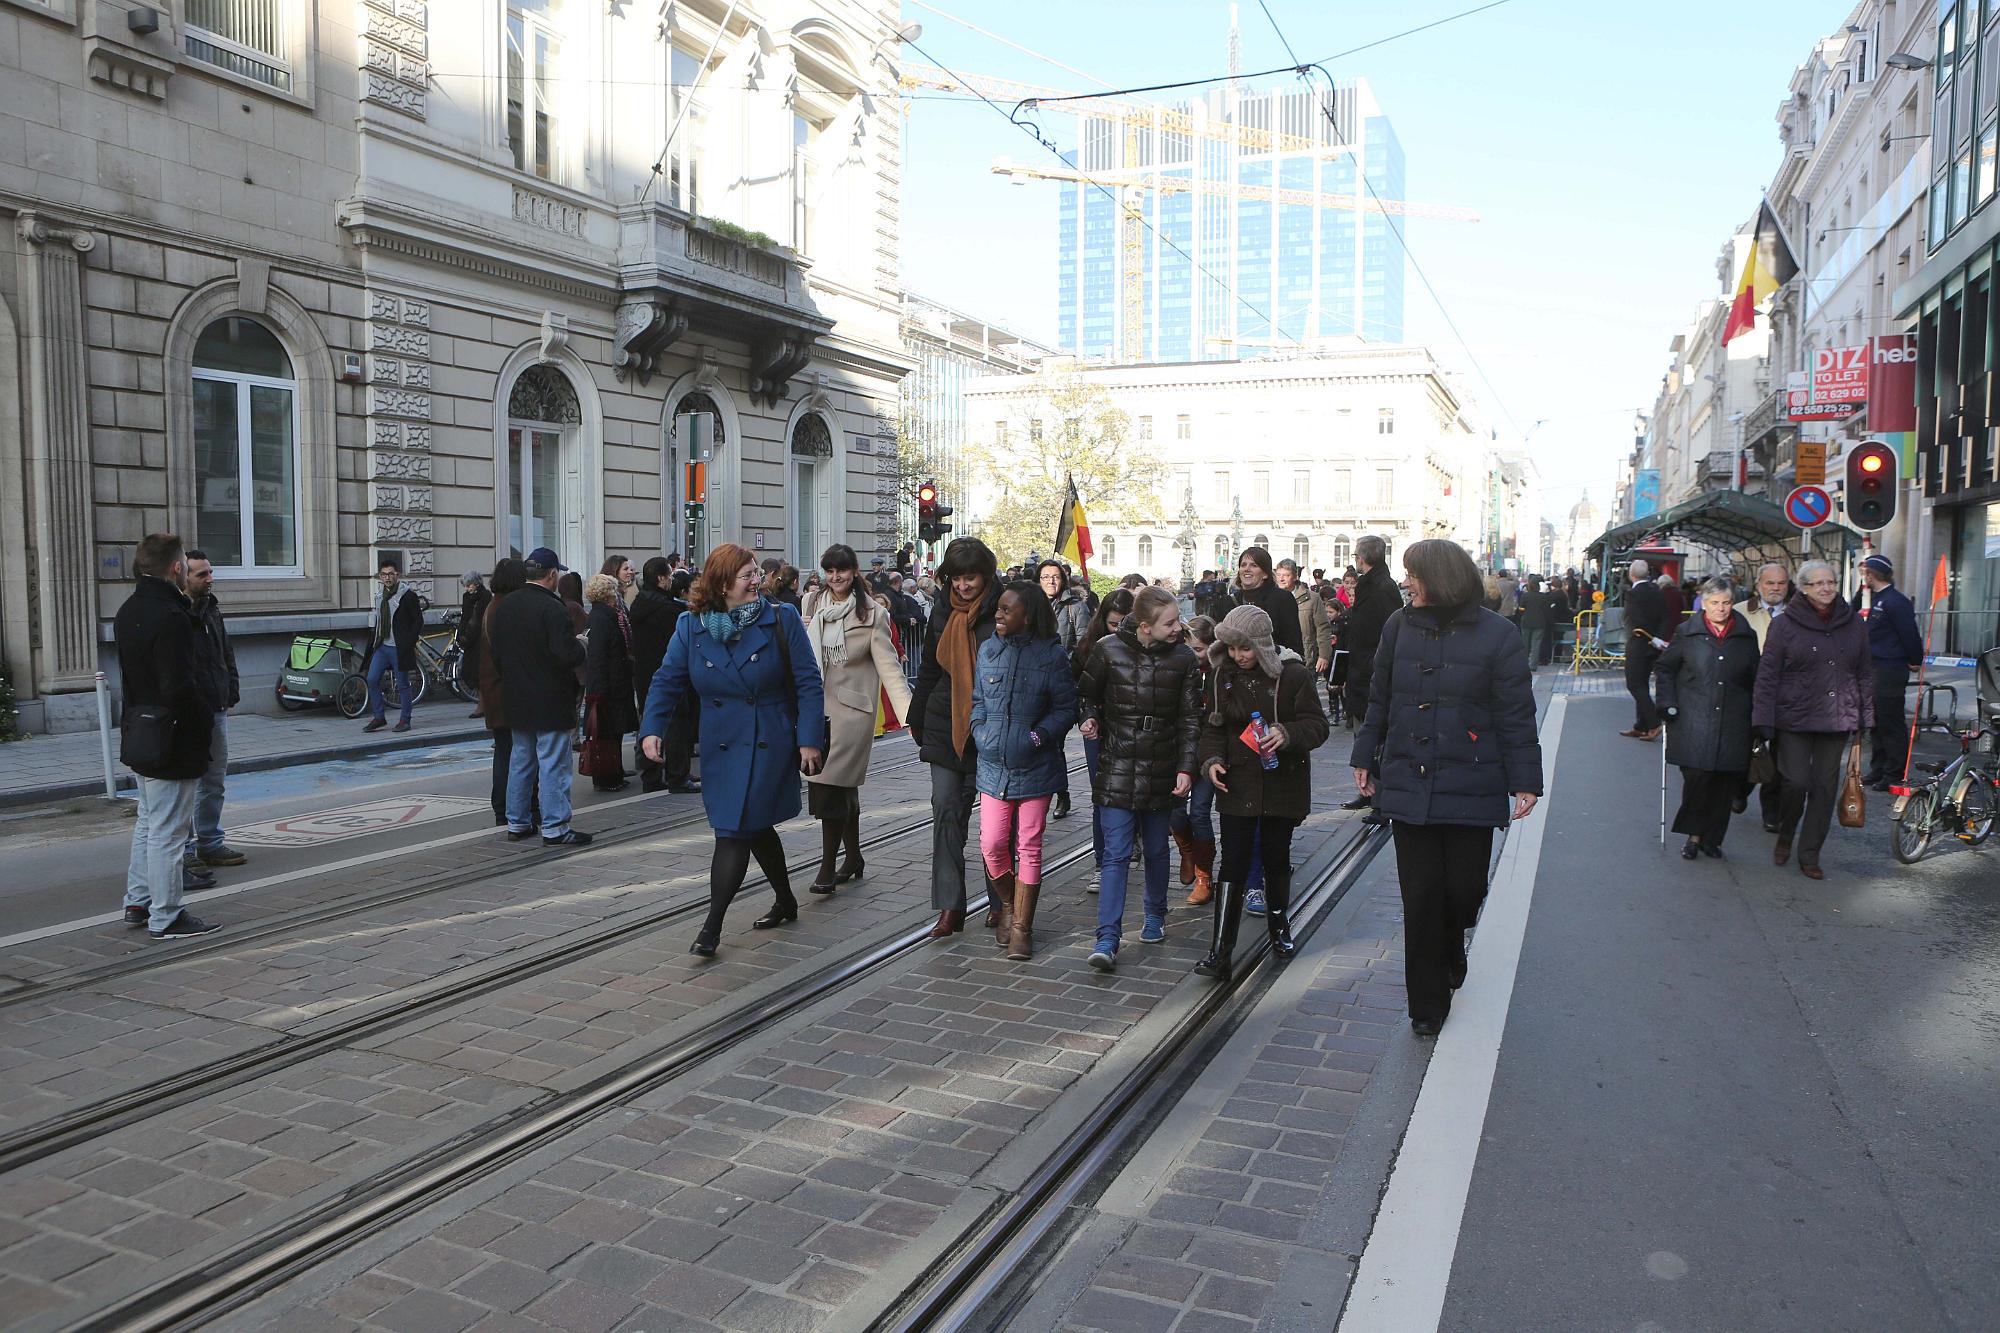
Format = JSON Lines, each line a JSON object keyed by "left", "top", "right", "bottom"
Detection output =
{"left": 1054, "top": 474, "right": 1092, "bottom": 578}
{"left": 1721, "top": 201, "right": 1799, "bottom": 345}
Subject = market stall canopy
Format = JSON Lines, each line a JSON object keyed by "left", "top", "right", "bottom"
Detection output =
{"left": 1586, "top": 489, "right": 1861, "bottom": 570}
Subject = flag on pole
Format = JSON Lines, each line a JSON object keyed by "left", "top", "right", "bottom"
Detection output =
{"left": 1054, "top": 474, "right": 1093, "bottom": 578}
{"left": 1722, "top": 200, "right": 1799, "bottom": 345}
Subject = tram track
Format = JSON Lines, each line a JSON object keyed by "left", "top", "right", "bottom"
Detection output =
{"left": 60, "top": 835, "right": 1105, "bottom": 1333}
{"left": 0, "top": 746, "right": 932, "bottom": 1010}
{"left": 882, "top": 819, "right": 1392, "bottom": 1332}
{"left": 0, "top": 756, "right": 1089, "bottom": 1179}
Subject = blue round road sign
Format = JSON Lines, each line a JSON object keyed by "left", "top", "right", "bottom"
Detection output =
{"left": 1784, "top": 485, "right": 1833, "bottom": 528}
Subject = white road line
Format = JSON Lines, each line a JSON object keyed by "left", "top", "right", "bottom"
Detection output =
{"left": 1339, "top": 692, "right": 1569, "bottom": 1333}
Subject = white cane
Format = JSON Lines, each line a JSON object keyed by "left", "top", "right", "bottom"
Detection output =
{"left": 1659, "top": 716, "right": 1668, "bottom": 845}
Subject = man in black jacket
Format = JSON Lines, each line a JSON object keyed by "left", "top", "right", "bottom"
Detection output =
{"left": 1341, "top": 535, "right": 1399, "bottom": 734}
{"left": 115, "top": 534, "right": 223, "bottom": 939}
{"left": 181, "top": 550, "right": 249, "bottom": 872}
{"left": 489, "top": 547, "right": 591, "bottom": 846}
{"left": 629, "top": 558, "right": 699, "bottom": 794}
{"left": 1621, "top": 558, "right": 1669, "bottom": 739}
{"left": 363, "top": 558, "right": 426, "bottom": 733}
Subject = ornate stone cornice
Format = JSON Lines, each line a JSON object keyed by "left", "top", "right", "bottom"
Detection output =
{"left": 750, "top": 331, "right": 813, "bottom": 406}
{"left": 16, "top": 212, "right": 98, "bottom": 253}
{"left": 614, "top": 298, "right": 689, "bottom": 383}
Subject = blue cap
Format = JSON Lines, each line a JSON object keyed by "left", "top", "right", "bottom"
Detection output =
{"left": 1862, "top": 554, "right": 1893, "bottom": 577}
{"left": 526, "top": 547, "right": 566, "bottom": 572}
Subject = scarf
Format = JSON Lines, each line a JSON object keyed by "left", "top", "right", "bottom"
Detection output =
{"left": 1704, "top": 613, "right": 1730, "bottom": 641}
{"left": 813, "top": 592, "right": 859, "bottom": 669}
{"left": 937, "top": 583, "right": 984, "bottom": 756}
{"left": 613, "top": 598, "right": 632, "bottom": 651}
{"left": 700, "top": 597, "right": 765, "bottom": 645}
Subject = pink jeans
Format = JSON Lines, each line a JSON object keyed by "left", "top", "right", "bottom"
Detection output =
{"left": 979, "top": 794, "right": 1052, "bottom": 882}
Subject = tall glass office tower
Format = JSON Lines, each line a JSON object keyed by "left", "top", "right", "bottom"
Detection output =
{"left": 1056, "top": 77, "right": 1405, "bottom": 362}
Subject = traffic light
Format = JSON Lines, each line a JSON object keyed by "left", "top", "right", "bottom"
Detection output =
{"left": 917, "top": 481, "right": 954, "bottom": 544}
{"left": 1844, "top": 440, "right": 1898, "bottom": 532}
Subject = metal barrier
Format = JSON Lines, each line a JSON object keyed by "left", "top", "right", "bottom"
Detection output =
{"left": 1569, "top": 610, "right": 1620, "bottom": 672}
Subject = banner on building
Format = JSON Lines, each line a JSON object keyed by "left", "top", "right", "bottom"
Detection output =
{"left": 1634, "top": 469, "right": 1660, "bottom": 518}
{"left": 1867, "top": 332, "right": 1920, "bottom": 478}
{"left": 1786, "top": 371, "right": 1850, "bottom": 422}
{"left": 1812, "top": 345, "right": 1869, "bottom": 404}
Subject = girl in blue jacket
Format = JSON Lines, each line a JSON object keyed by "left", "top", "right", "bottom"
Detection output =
{"left": 970, "top": 582, "right": 1078, "bottom": 961}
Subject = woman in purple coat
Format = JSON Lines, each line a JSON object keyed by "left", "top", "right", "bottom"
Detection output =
{"left": 1751, "top": 559, "right": 1873, "bottom": 880}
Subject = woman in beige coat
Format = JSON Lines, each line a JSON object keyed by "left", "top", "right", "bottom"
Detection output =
{"left": 803, "top": 544, "right": 914, "bottom": 894}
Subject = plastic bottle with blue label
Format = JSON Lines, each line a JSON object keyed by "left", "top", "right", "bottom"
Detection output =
{"left": 1250, "top": 711, "right": 1279, "bottom": 770}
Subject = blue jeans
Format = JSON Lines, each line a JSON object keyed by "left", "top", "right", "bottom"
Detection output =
{"left": 1097, "top": 806, "right": 1170, "bottom": 949}
{"left": 1084, "top": 735, "right": 1104, "bottom": 866}
{"left": 126, "top": 774, "right": 198, "bottom": 932}
{"left": 366, "top": 644, "right": 415, "bottom": 723}
{"left": 183, "top": 711, "right": 228, "bottom": 855}
{"left": 1170, "top": 772, "right": 1215, "bottom": 845}
{"left": 507, "top": 729, "right": 573, "bottom": 838}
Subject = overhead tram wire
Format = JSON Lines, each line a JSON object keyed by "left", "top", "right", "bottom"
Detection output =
{"left": 900, "top": 35, "right": 1306, "bottom": 355}
{"left": 1254, "top": 0, "right": 1527, "bottom": 435}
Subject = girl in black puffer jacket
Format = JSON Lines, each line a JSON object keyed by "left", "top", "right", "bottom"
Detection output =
{"left": 1077, "top": 586, "right": 1202, "bottom": 970}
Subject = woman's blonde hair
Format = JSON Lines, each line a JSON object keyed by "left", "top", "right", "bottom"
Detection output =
{"left": 583, "top": 573, "right": 621, "bottom": 606}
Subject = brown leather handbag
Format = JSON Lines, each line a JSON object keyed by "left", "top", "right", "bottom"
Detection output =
{"left": 1837, "top": 737, "right": 1867, "bottom": 828}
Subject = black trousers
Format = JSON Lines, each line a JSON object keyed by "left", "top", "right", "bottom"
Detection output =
{"left": 930, "top": 765, "right": 977, "bottom": 912}
{"left": 1673, "top": 767, "right": 1742, "bottom": 847}
{"left": 1625, "top": 645, "right": 1660, "bottom": 731}
{"left": 1346, "top": 657, "right": 1375, "bottom": 732}
{"left": 1868, "top": 663, "right": 1910, "bottom": 782}
{"left": 640, "top": 703, "right": 697, "bottom": 791}
{"left": 1391, "top": 822, "right": 1494, "bottom": 1024}
{"left": 1775, "top": 730, "right": 1848, "bottom": 866}
{"left": 1218, "top": 814, "right": 1294, "bottom": 886}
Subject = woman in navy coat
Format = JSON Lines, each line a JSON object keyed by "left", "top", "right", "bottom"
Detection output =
{"left": 640, "top": 543, "right": 825, "bottom": 957}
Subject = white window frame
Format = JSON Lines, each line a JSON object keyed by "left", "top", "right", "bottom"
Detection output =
{"left": 1293, "top": 469, "right": 1311, "bottom": 505}
{"left": 1103, "top": 534, "right": 1118, "bottom": 567}
{"left": 191, "top": 359, "right": 304, "bottom": 579}
{"left": 1252, "top": 469, "right": 1271, "bottom": 505}
{"left": 1137, "top": 534, "right": 1154, "bottom": 567}
{"left": 1375, "top": 468, "right": 1395, "bottom": 505}
{"left": 665, "top": 44, "right": 706, "bottom": 212}
{"left": 179, "top": 0, "right": 316, "bottom": 104}
{"left": 1378, "top": 407, "right": 1395, "bottom": 435}
{"left": 506, "top": 0, "right": 566, "bottom": 183}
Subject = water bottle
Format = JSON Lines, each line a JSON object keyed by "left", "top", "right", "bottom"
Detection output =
{"left": 1251, "top": 711, "right": 1279, "bottom": 770}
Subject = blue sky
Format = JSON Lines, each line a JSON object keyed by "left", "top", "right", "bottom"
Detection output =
{"left": 896, "top": 0, "right": 1849, "bottom": 515}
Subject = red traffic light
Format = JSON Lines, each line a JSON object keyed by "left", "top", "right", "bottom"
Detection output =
{"left": 917, "top": 483, "right": 937, "bottom": 505}
{"left": 1843, "top": 442, "right": 1898, "bottom": 532}
{"left": 1859, "top": 452, "right": 1886, "bottom": 474}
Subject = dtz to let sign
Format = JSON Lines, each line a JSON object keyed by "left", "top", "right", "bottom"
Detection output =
{"left": 1812, "top": 345, "right": 1869, "bottom": 404}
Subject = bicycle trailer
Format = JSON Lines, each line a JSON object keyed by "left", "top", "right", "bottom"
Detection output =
{"left": 276, "top": 635, "right": 364, "bottom": 712}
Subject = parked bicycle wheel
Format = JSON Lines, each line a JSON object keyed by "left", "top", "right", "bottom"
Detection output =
{"left": 441, "top": 647, "right": 476, "bottom": 703}
{"left": 335, "top": 673, "right": 369, "bottom": 719}
{"left": 1959, "top": 779, "right": 1996, "bottom": 845}
{"left": 380, "top": 663, "right": 429, "bottom": 711}
{"left": 1891, "top": 790, "right": 1934, "bottom": 864}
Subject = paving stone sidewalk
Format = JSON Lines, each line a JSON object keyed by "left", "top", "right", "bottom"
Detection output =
{"left": 1, "top": 701, "right": 488, "bottom": 808}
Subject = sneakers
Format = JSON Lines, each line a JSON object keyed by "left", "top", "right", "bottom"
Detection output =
{"left": 1139, "top": 917, "right": 1166, "bottom": 943}
{"left": 124, "top": 906, "right": 148, "bottom": 928}
{"left": 150, "top": 912, "right": 221, "bottom": 940}
{"left": 1086, "top": 869, "right": 1101, "bottom": 895}
{"left": 1244, "top": 888, "right": 1267, "bottom": 917}
{"left": 1087, "top": 946, "right": 1117, "bottom": 971}
{"left": 542, "top": 829, "right": 593, "bottom": 847}
{"left": 182, "top": 864, "right": 216, "bottom": 890}
{"left": 392, "top": 720, "right": 412, "bottom": 733}
{"left": 363, "top": 718, "right": 388, "bottom": 733}
{"left": 505, "top": 827, "right": 539, "bottom": 841}
{"left": 198, "top": 845, "right": 248, "bottom": 867}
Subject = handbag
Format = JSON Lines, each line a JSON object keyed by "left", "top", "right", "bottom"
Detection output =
{"left": 1746, "top": 739, "right": 1777, "bottom": 787}
{"left": 1837, "top": 736, "right": 1867, "bottom": 828}
{"left": 119, "top": 703, "right": 178, "bottom": 774}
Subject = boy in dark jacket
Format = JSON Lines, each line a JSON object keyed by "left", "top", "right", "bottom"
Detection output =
{"left": 489, "top": 547, "right": 589, "bottom": 846}
{"left": 115, "top": 534, "right": 223, "bottom": 939}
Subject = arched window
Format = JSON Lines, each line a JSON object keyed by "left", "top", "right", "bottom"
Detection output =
{"left": 790, "top": 412, "right": 834, "bottom": 564}
{"left": 1102, "top": 535, "right": 1117, "bottom": 568}
{"left": 1137, "top": 535, "right": 1154, "bottom": 568}
{"left": 192, "top": 316, "right": 299, "bottom": 573}
{"left": 1331, "top": 535, "right": 1353, "bottom": 568}
{"left": 1252, "top": 534, "right": 1271, "bottom": 550}
{"left": 506, "top": 364, "right": 580, "bottom": 559}
{"left": 1292, "top": 535, "right": 1311, "bottom": 566}
{"left": 1213, "top": 534, "right": 1230, "bottom": 567}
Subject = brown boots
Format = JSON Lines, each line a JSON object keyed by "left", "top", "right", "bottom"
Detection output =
{"left": 987, "top": 873, "right": 1016, "bottom": 940}
{"left": 1006, "top": 882, "right": 1040, "bottom": 960}
{"left": 1186, "top": 839, "right": 1215, "bottom": 905}
{"left": 1172, "top": 826, "right": 1198, "bottom": 885}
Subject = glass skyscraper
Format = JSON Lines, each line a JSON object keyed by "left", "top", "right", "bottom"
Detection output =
{"left": 1056, "top": 77, "right": 1405, "bottom": 362}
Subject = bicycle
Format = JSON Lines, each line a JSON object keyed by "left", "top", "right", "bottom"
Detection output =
{"left": 1890, "top": 682, "right": 1999, "bottom": 864}
{"left": 366, "top": 612, "right": 475, "bottom": 713}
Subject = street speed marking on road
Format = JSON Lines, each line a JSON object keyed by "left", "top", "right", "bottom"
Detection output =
{"left": 229, "top": 795, "right": 491, "bottom": 847}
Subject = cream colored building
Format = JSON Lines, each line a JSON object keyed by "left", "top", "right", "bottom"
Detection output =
{"left": 0, "top": 0, "right": 911, "bottom": 730}
{"left": 962, "top": 346, "right": 1485, "bottom": 583}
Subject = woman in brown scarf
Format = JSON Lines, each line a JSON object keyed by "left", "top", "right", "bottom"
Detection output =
{"left": 908, "top": 537, "right": 1003, "bottom": 937}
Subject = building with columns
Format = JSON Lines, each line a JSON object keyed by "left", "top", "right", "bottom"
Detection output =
{"left": 961, "top": 345, "right": 1488, "bottom": 584}
{"left": 0, "top": 0, "right": 912, "bottom": 732}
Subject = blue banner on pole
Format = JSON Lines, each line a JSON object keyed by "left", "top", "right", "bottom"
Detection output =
{"left": 1634, "top": 470, "right": 1660, "bottom": 518}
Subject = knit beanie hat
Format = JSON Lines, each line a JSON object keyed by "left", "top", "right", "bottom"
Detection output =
{"left": 1208, "top": 604, "right": 1281, "bottom": 683}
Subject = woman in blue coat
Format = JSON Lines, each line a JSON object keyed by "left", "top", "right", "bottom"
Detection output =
{"left": 970, "top": 581, "right": 1078, "bottom": 961}
{"left": 640, "top": 542, "right": 825, "bottom": 957}
{"left": 1350, "top": 539, "right": 1542, "bottom": 1038}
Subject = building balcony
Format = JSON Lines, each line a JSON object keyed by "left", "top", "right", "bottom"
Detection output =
{"left": 1698, "top": 452, "right": 1766, "bottom": 485}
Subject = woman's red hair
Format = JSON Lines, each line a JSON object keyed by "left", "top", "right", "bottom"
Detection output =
{"left": 688, "top": 542, "right": 757, "bottom": 613}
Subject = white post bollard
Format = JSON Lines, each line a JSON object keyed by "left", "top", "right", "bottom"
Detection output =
{"left": 94, "top": 670, "right": 118, "bottom": 800}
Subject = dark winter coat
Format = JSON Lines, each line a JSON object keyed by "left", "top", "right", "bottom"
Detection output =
{"left": 487, "top": 582, "right": 586, "bottom": 733}
{"left": 639, "top": 599, "right": 826, "bottom": 837}
{"left": 1622, "top": 578, "right": 1669, "bottom": 642}
{"left": 1655, "top": 612, "right": 1760, "bottom": 772}
{"left": 1077, "top": 626, "right": 1203, "bottom": 812}
{"left": 628, "top": 585, "right": 683, "bottom": 719}
{"left": 908, "top": 580, "right": 1002, "bottom": 771}
{"left": 1349, "top": 603, "right": 1542, "bottom": 828}
{"left": 457, "top": 584, "right": 492, "bottom": 684}
{"left": 191, "top": 592, "right": 239, "bottom": 710}
{"left": 1861, "top": 583, "right": 1924, "bottom": 666}
{"left": 1197, "top": 653, "right": 1330, "bottom": 822}
{"left": 1342, "top": 564, "right": 1400, "bottom": 666}
{"left": 971, "top": 634, "right": 1078, "bottom": 801}
{"left": 585, "top": 601, "right": 638, "bottom": 736}
{"left": 114, "top": 575, "right": 217, "bottom": 780}
{"left": 1233, "top": 580, "right": 1305, "bottom": 655}
{"left": 368, "top": 581, "right": 426, "bottom": 662}
{"left": 478, "top": 593, "right": 512, "bottom": 731}
{"left": 1050, "top": 587, "right": 1091, "bottom": 653}
{"left": 1752, "top": 597, "right": 1875, "bottom": 735}
{"left": 1518, "top": 589, "right": 1556, "bottom": 631}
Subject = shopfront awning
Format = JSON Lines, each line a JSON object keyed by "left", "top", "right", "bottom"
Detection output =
{"left": 1585, "top": 489, "right": 1862, "bottom": 571}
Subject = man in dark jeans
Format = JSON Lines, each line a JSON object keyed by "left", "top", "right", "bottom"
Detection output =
{"left": 1620, "top": 559, "right": 1669, "bottom": 740}
{"left": 181, "top": 550, "right": 248, "bottom": 874}
{"left": 489, "top": 547, "right": 591, "bottom": 846}
{"left": 1339, "top": 535, "right": 1400, "bottom": 815}
{"left": 1856, "top": 555, "right": 1925, "bottom": 790}
{"left": 363, "top": 558, "right": 426, "bottom": 732}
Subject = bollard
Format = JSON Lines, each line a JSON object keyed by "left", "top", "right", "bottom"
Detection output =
{"left": 94, "top": 671, "right": 119, "bottom": 800}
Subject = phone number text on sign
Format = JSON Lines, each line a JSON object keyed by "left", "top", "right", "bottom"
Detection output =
{"left": 1812, "top": 345, "right": 1868, "bottom": 404}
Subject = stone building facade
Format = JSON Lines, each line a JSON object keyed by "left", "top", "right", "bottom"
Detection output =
{"left": 0, "top": 0, "right": 911, "bottom": 731}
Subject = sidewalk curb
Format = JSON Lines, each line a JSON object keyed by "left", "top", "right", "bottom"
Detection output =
{"left": 1, "top": 722, "right": 491, "bottom": 811}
